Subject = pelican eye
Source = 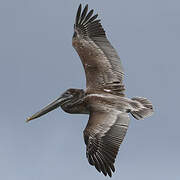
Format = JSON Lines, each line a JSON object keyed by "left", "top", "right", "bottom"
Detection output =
{"left": 63, "top": 91, "right": 73, "bottom": 99}
{"left": 64, "top": 92, "right": 70, "bottom": 96}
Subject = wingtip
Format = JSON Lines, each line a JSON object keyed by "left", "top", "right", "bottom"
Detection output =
{"left": 85, "top": 4, "right": 88, "bottom": 9}
{"left": 78, "top": 4, "right": 82, "bottom": 11}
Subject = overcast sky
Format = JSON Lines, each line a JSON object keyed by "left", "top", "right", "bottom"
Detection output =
{"left": 0, "top": 0, "right": 180, "bottom": 179}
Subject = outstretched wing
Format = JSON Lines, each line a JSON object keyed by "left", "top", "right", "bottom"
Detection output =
{"left": 72, "top": 4, "right": 125, "bottom": 96}
{"left": 83, "top": 110, "right": 130, "bottom": 177}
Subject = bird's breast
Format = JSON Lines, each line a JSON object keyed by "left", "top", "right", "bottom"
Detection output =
{"left": 84, "top": 93, "right": 132, "bottom": 112}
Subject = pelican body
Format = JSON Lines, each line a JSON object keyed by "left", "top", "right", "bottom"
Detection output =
{"left": 27, "top": 4, "right": 153, "bottom": 177}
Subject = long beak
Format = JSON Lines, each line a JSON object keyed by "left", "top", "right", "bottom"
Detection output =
{"left": 26, "top": 96, "right": 66, "bottom": 122}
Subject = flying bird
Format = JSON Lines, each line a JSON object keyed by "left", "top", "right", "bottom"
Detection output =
{"left": 27, "top": 4, "right": 153, "bottom": 177}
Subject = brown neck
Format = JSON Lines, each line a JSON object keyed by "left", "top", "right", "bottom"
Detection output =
{"left": 61, "top": 89, "right": 89, "bottom": 114}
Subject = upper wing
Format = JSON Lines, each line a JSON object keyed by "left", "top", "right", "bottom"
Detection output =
{"left": 72, "top": 4, "right": 125, "bottom": 95}
{"left": 83, "top": 110, "right": 130, "bottom": 177}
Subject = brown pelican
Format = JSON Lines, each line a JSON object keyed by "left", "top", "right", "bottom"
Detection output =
{"left": 27, "top": 4, "right": 153, "bottom": 177}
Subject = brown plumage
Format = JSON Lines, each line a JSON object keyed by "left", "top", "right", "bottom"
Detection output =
{"left": 27, "top": 4, "right": 154, "bottom": 177}
{"left": 73, "top": 4, "right": 125, "bottom": 96}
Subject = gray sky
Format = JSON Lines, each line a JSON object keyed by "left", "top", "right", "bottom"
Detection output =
{"left": 0, "top": 0, "right": 180, "bottom": 179}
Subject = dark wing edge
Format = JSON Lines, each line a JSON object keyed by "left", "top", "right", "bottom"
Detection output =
{"left": 74, "top": 4, "right": 105, "bottom": 39}
{"left": 83, "top": 110, "right": 130, "bottom": 177}
{"left": 74, "top": 4, "right": 124, "bottom": 88}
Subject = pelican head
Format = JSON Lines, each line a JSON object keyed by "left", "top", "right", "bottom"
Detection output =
{"left": 26, "top": 88, "right": 85, "bottom": 122}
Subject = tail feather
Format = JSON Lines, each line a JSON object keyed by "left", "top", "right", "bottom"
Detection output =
{"left": 130, "top": 97, "right": 153, "bottom": 120}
